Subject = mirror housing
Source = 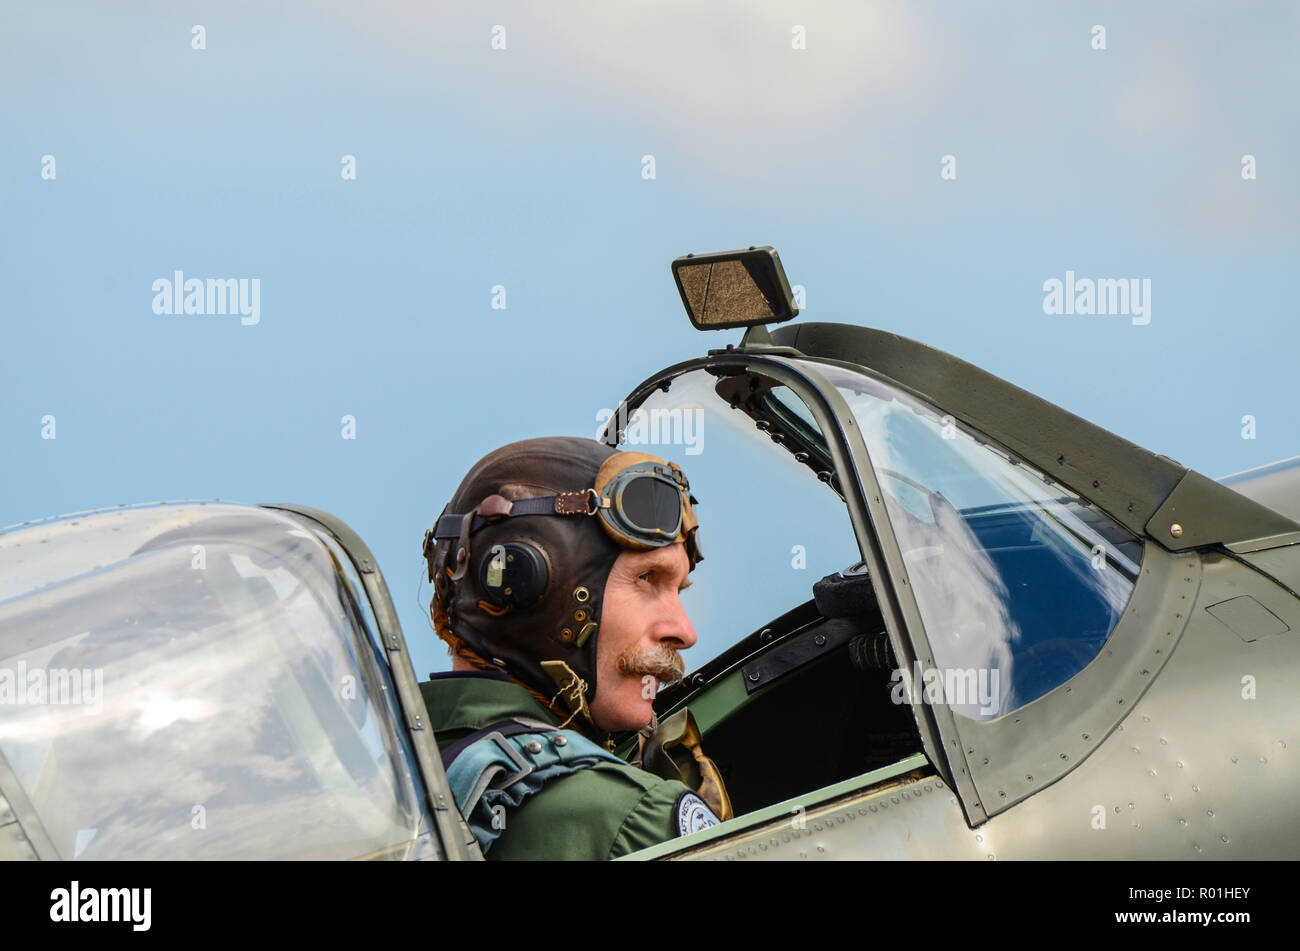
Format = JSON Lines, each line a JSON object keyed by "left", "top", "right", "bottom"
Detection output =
{"left": 672, "top": 246, "right": 798, "bottom": 330}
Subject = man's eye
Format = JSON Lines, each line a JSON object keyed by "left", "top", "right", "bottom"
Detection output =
{"left": 639, "top": 571, "right": 654, "bottom": 582}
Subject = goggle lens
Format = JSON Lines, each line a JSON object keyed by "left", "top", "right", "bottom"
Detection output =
{"left": 618, "top": 474, "right": 682, "bottom": 538}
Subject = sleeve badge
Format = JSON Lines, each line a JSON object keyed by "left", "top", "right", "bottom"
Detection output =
{"left": 675, "top": 790, "right": 721, "bottom": 837}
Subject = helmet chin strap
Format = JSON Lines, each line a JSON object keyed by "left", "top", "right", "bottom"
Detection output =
{"left": 541, "top": 659, "right": 595, "bottom": 727}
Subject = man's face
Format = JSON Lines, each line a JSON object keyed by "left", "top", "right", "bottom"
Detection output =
{"left": 590, "top": 543, "right": 697, "bottom": 733}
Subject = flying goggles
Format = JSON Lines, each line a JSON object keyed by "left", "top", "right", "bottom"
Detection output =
{"left": 427, "top": 451, "right": 703, "bottom": 581}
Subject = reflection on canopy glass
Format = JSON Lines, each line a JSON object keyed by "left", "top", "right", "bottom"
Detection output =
{"left": 769, "top": 361, "right": 1142, "bottom": 720}
{"left": 0, "top": 504, "right": 429, "bottom": 859}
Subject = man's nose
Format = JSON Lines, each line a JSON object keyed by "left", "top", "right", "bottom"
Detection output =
{"left": 658, "top": 592, "right": 698, "bottom": 650}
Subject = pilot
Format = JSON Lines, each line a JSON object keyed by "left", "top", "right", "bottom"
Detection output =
{"left": 419, "top": 436, "right": 729, "bottom": 860}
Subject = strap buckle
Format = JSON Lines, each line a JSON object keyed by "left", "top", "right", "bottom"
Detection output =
{"left": 481, "top": 730, "right": 535, "bottom": 790}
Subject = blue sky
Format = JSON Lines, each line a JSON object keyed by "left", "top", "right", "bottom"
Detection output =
{"left": 3, "top": 1, "right": 1297, "bottom": 678}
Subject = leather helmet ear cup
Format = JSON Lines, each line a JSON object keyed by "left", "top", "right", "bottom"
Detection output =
{"left": 478, "top": 541, "right": 550, "bottom": 608}
{"left": 428, "top": 437, "right": 638, "bottom": 712}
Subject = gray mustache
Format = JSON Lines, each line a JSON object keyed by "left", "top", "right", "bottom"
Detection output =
{"left": 616, "top": 643, "right": 686, "bottom": 684}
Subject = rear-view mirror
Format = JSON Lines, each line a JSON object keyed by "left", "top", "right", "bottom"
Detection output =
{"left": 672, "top": 246, "right": 798, "bottom": 330}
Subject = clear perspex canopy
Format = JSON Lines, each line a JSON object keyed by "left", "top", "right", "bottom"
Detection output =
{"left": 0, "top": 502, "right": 431, "bottom": 859}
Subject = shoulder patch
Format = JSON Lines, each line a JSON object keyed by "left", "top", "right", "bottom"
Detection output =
{"left": 674, "top": 791, "right": 721, "bottom": 837}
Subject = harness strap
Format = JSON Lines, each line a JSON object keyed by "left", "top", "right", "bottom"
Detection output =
{"left": 442, "top": 717, "right": 626, "bottom": 854}
{"left": 439, "top": 718, "right": 543, "bottom": 769}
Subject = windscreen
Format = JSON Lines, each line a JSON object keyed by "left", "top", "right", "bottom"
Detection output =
{"left": 769, "top": 361, "right": 1142, "bottom": 719}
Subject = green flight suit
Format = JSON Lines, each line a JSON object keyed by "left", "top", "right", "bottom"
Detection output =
{"left": 419, "top": 671, "right": 697, "bottom": 861}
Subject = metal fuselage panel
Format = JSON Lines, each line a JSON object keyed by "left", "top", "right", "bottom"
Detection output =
{"left": 675, "top": 550, "right": 1300, "bottom": 860}
{"left": 1239, "top": 543, "right": 1300, "bottom": 596}
{"left": 972, "top": 551, "right": 1300, "bottom": 859}
{"left": 1220, "top": 456, "right": 1300, "bottom": 524}
{"left": 669, "top": 775, "right": 987, "bottom": 861}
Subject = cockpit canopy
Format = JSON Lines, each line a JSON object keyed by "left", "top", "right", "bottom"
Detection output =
{"left": 0, "top": 502, "right": 431, "bottom": 859}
